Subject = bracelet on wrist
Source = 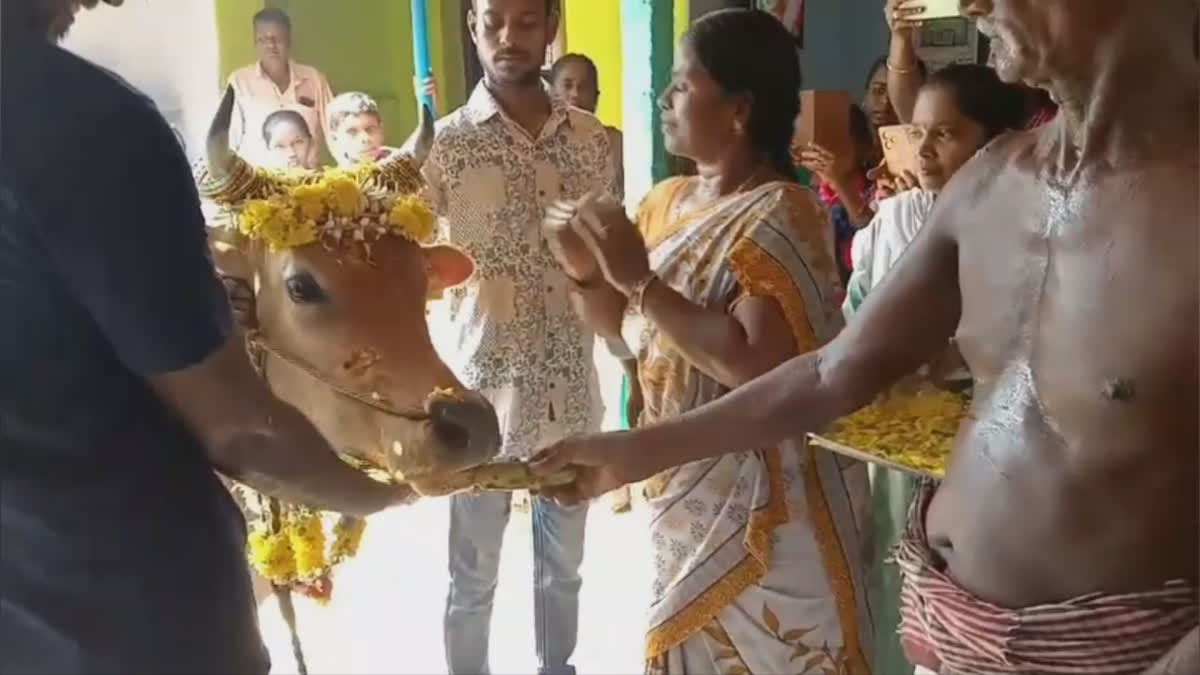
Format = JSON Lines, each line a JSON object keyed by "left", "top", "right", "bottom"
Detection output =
{"left": 625, "top": 273, "right": 657, "bottom": 315}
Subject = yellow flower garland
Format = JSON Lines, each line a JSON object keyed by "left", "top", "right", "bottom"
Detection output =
{"left": 244, "top": 455, "right": 385, "bottom": 599}
{"left": 205, "top": 159, "right": 434, "bottom": 599}
{"left": 233, "top": 164, "right": 435, "bottom": 251}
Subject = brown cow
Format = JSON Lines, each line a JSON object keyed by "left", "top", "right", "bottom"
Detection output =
{"left": 200, "top": 87, "right": 501, "bottom": 496}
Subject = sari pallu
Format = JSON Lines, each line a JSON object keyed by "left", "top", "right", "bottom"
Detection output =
{"left": 621, "top": 178, "right": 874, "bottom": 674}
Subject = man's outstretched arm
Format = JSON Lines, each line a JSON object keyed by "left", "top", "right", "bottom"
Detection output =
{"left": 533, "top": 158, "right": 981, "bottom": 497}
{"left": 633, "top": 210, "right": 962, "bottom": 473}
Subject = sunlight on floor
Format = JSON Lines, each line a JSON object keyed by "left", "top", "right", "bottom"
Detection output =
{"left": 257, "top": 493, "right": 652, "bottom": 675}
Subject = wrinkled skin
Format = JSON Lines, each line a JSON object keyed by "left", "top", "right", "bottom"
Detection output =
{"left": 205, "top": 89, "right": 501, "bottom": 496}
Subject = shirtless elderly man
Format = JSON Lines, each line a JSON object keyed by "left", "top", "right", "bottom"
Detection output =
{"left": 533, "top": 1, "right": 1199, "bottom": 673}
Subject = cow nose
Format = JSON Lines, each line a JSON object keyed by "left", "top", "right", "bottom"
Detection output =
{"left": 428, "top": 391, "right": 500, "bottom": 461}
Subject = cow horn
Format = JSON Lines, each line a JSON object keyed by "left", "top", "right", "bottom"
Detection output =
{"left": 205, "top": 85, "right": 239, "bottom": 182}
{"left": 400, "top": 103, "right": 435, "bottom": 168}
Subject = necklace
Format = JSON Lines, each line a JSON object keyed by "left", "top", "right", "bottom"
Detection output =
{"left": 669, "top": 165, "right": 771, "bottom": 223}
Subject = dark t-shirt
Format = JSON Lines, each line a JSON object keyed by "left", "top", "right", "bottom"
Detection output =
{"left": 0, "top": 35, "right": 267, "bottom": 673}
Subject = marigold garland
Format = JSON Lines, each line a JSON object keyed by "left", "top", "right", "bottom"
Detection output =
{"left": 201, "top": 160, "right": 436, "bottom": 252}
{"left": 246, "top": 506, "right": 369, "bottom": 600}
{"left": 201, "top": 156, "right": 434, "bottom": 600}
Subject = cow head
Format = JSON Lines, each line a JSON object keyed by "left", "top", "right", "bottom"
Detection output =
{"left": 201, "top": 87, "right": 499, "bottom": 493}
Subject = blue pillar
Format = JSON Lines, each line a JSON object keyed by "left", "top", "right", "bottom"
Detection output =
{"left": 411, "top": 0, "right": 434, "bottom": 113}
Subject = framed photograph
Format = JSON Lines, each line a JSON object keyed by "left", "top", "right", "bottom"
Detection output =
{"left": 757, "top": 0, "right": 805, "bottom": 48}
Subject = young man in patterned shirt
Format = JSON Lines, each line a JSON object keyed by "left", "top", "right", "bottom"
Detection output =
{"left": 421, "top": 1, "right": 619, "bottom": 674}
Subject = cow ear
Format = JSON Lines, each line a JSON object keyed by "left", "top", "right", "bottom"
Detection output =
{"left": 208, "top": 227, "right": 259, "bottom": 329}
{"left": 423, "top": 245, "right": 475, "bottom": 299}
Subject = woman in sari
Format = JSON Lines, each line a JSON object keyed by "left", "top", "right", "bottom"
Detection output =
{"left": 843, "top": 63, "right": 1026, "bottom": 675}
{"left": 540, "top": 9, "right": 873, "bottom": 674}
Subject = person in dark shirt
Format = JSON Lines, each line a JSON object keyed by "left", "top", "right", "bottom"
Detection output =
{"left": 0, "top": 1, "right": 413, "bottom": 672}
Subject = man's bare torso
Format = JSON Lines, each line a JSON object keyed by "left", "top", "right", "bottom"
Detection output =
{"left": 926, "top": 122, "right": 1199, "bottom": 609}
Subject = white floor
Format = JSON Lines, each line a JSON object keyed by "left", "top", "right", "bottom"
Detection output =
{"left": 257, "top": 340, "right": 650, "bottom": 674}
{"left": 257, "top": 497, "right": 652, "bottom": 675}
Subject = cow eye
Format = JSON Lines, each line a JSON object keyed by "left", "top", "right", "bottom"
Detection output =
{"left": 284, "top": 272, "right": 326, "bottom": 304}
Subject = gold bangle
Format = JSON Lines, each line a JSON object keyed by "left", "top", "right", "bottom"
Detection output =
{"left": 626, "top": 273, "right": 657, "bottom": 315}
{"left": 886, "top": 59, "right": 916, "bottom": 74}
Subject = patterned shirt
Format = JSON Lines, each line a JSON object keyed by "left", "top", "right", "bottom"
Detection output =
{"left": 423, "top": 83, "right": 619, "bottom": 459}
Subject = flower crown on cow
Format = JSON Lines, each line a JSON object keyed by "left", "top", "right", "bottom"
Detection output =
{"left": 193, "top": 88, "right": 440, "bottom": 602}
{"left": 196, "top": 87, "right": 437, "bottom": 252}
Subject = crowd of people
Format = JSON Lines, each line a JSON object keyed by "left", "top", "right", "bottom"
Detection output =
{"left": 2, "top": 0, "right": 1197, "bottom": 674}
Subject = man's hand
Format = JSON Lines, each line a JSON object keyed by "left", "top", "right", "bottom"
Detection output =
{"left": 530, "top": 431, "right": 655, "bottom": 506}
{"left": 414, "top": 75, "right": 438, "bottom": 111}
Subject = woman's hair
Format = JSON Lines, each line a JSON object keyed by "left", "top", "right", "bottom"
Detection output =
{"left": 921, "top": 63, "right": 1026, "bottom": 141}
{"left": 550, "top": 53, "right": 599, "bottom": 85}
{"left": 864, "top": 54, "right": 927, "bottom": 89}
{"left": 261, "top": 109, "right": 312, "bottom": 145}
{"left": 683, "top": 9, "right": 801, "bottom": 176}
{"left": 849, "top": 104, "right": 872, "bottom": 148}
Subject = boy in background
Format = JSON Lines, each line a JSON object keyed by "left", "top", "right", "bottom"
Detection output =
{"left": 549, "top": 54, "right": 623, "bottom": 200}
{"left": 326, "top": 91, "right": 396, "bottom": 167}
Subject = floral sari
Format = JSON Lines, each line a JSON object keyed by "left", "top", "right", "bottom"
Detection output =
{"left": 620, "top": 177, "right": 874, "bottom": 675}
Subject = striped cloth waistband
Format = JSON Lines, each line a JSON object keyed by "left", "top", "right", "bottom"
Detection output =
{"left": 896, "top": 482, "right": 1197, "bottom": 674}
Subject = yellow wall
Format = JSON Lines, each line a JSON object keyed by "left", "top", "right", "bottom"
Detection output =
{"left": 563, "top": 0, "right": 623, "bottom": 129}
{"left": 675, "top": 0, "right": 689, "bottom": 44}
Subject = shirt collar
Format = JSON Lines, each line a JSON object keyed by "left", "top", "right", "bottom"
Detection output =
{"left": 255, "top": 60, "right": 306, "bottom": 87}
{"left": 464, "top": 81, "right": 572, "bottom": 134}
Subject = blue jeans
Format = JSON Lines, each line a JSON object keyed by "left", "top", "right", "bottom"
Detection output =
{"left": 444, "top": 490, "right": 588, "bottom": 675}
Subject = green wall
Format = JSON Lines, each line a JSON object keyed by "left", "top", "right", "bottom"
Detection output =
{"left": 213, "top": 0, "right": 467, "bottom": 152}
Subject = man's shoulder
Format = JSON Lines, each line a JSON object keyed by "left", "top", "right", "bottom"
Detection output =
{"left": 292, "top": 61, "right": 329, "bottom": 84}
{"left": 432, "top": 106, "right": 477, "bottom": 139}
{"left": 226, "top": 63, "right": 256, "bottom": 85}
{"left": 2, "top": 43, "right": 164, "bottom": 176}
{"left": 8, "top": 41, "right": 150, "bottom": 111}
{"left": 943, "top": 131, "right": 1035, "bottom": 204}
{"left": 563, "top": 108, "right": 609, "bottom": 143}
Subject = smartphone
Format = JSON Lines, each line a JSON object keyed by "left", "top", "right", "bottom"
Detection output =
{"left": 793, "top": 90, "right": 853, "bottom": 162}
{"left": 904, "top": 0, "right": 960, "bottom": 21}
{"left": 878, "top": 124, "right": 920, "bottom": 178}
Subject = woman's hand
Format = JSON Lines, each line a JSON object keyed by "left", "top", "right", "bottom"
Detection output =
{"left": 543, "top": 199, "right": 601, "bottom": 284}
{"left": 572, "top": 195, "right": 652, "bottom": 295}
{"left": 868, "top": 159, "right": 918, "bottom": 201}
{"left": 530, "top": 431, "right": 656, "bottom": 506}
{"left": 886, "top": 0, "right": 924, "bottom": 38}
{"left": 798, "top": 143, "right": 854, "bottom": 184}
